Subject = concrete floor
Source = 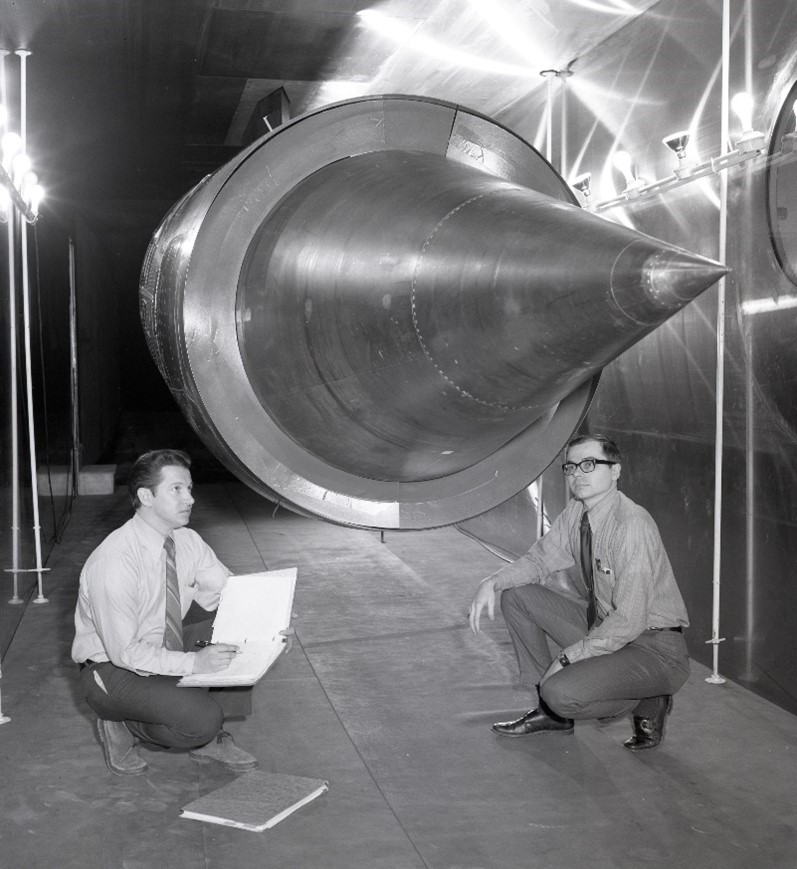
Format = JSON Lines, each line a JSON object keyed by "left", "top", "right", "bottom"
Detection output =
{"left": 1, "top": 481, "right": 796, "bottom": 869}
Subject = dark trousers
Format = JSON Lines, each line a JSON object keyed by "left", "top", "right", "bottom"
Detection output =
{"left": 79, "top": 603, "right": 252, "bottom": 750}
{"left": 501, "top": 584, "right": 690, "bottom": 720}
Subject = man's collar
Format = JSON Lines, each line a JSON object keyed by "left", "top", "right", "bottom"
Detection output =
{"left": 132, "top": 512, "right": 170, "bottom": 556}
{"left": 581, "top": 486, "right": 620, "bottom": 522}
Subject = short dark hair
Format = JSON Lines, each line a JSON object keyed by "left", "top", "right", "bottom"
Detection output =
{"left": 566, "top": 434, "right": 621, "bottom": 464}
{"left": 128, "top": 449, "right": 191, "bottom": 509}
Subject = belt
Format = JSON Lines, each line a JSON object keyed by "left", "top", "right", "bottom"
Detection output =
{"left": 79, "top": 659, "right": 97, "bottom": 670}
{"left": 649, "top": 626, "right": 683, "bottom": 633}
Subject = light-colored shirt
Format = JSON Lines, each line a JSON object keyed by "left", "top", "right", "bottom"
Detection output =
{"left": 72, "top": 513, "right": 230, "bottom": 676}
{"left": 492, "top": 488, "right": 688, "bottom": 663}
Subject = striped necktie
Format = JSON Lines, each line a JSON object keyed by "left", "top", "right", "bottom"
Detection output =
{"left": 162, "top": 535, "right": 183, "bottom": 651}
{"left": 579, "top": 510, "right": 598, "bottom": 629}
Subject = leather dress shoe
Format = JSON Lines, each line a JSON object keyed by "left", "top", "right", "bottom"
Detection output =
{"left": 492, "top": 706, "right": 574, "bottom": 737}
{"left": 624, "top": 695, "right": 673, "bottom": 751}
{"left": 97, "top": 718, "right": 148, "bottom": 776}
{"left": 189, "top": 730, "right": 259, "bottom": 772}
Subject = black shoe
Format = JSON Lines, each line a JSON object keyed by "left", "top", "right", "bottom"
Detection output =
{"left": 623, "top": 695, "right": 673, "bottom": 751}
{"left": 492, "top": 705, "right": 574, "bottom": 737}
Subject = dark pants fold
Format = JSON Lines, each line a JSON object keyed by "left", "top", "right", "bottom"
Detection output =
{"left": 500, "top": 584, "right": 690, "bottom": 721}
{"left": 79, "top": 603, "right": 253, "bottom": 750}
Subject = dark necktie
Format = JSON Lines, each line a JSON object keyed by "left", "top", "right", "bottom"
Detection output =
{"left": 580, "top": 510, "right": 598, "bottom": 629}
{"left": 162, "top": 536, "right": 183, "bottom": 651}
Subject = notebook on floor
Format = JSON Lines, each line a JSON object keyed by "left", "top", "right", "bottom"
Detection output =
{"left": 180, "top": 770, "right": 329, "bottom": 832}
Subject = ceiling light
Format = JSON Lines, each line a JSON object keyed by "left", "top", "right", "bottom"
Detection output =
{"left": 612, "top": 150, "right": 645, "bottom": 195}
{"left": 570, "top": 171, "right": 592, "bottom": 204}
{"left": 1, "top": 130, "right": 20, "bottom": 172}
{"left": 731, "top": 92, "right": 765, "bottom": 153}
{"left": 662, "top": 130, "right": 698, "bottom": 179}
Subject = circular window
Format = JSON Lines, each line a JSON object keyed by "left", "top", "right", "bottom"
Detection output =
{"left": 766, "top": 80, "right": 797, "bottom": 286}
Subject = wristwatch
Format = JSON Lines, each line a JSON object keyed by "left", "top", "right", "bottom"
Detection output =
{"left": 558, "top": 652, "right": 570, "bottom": 667}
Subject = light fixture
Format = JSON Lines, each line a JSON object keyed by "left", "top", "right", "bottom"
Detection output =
{"left": 613, "top": 150, "right": 645, "bottom": 195}
{"left": 662, "top": 130, "right": 698, "bottom": 179}
{"left": 570, "top": 171, "right": 592, "bottom": 205}
{"left": 29, "top": 183, "right": 43, "bottom": 216}
{"left": 1, "top": 130, "right": 20, "bottom": 172}
{"left": 731, "top": 91, "right": 765, "bottom": 153}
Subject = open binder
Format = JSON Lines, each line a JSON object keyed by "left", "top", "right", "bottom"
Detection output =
{"left": 178, "top": 567, "right": 297, "bottom": 688}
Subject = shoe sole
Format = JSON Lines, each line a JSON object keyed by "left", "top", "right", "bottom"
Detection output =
{"left": 97, "top": 721, "right": 148, "bottom": 776}
{"left": 491, "top": 727, "right": 574, "bottom": 738}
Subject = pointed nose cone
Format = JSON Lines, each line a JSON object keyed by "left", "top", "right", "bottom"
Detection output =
{"left": 610, "top": 238, "right": 730, "bottom": 323}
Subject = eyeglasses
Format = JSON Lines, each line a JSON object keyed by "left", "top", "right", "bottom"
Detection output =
{"left": 562, "top": 459, "right": 616, "bottom": 476}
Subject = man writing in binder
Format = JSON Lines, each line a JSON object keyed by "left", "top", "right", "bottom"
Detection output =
{"left": 72, "top": 449, "right": 263, "bottom": 776}
{"left": 468, "top": 434, "right": 690, "bottom": 750}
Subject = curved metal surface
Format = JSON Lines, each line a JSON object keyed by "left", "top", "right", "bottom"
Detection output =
{"left": 140, "top": 94, "right": 726, "bottom": 529}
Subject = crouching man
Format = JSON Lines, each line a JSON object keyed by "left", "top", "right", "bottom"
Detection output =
{"left": 72, "top": 449, "right": 258, "bottom": 775}
{"left": 468, "top": 434, "right": 690, "bottom": 750}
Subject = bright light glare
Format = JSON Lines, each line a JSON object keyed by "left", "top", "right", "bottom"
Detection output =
{"left": 29, "top": 184, "right": 44, "bottom": 215}
{"left": 563, "top": 0, "right": 642, "bottom": 14}
{"left": 731, "top": 92, "right": 754, "bottom": 131}
{"left": 317, "top": 80, "right": 369, "bottom": 103}
{"left": 612, "top": 150, "right": 635, "bottom": 183}
{"left": 11, "top": 151, "right": 30, "bottom": 186}
{"left": 741, "top": 295, "right": 797, "bottom": 315}
{"left": 357, "top": 9, "right": 537, "bottom": 77}
{"left": 21, "top": 169, "right": 37, "bottom": 203}
{"left": 1, "top": 131, "right": 21, "bottom": 171}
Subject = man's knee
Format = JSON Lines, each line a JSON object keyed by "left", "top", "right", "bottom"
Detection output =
{"left": 170, "top": 694, "right": 224, "bottom": 746}
{"left": 540, "top": 676, "right": 582, "bottom": 718}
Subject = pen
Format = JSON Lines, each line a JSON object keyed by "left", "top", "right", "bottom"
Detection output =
{"left": 195, "top": 640, "right": 242, "bottom": 653}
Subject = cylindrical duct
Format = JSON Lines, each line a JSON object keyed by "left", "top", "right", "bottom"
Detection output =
{"left": 141, "top": 95, "right": 726, "bottom": 529}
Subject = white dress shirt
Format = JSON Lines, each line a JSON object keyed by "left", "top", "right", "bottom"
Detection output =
{"left": 72, "top": 512, "right": 229, "bottom": 676}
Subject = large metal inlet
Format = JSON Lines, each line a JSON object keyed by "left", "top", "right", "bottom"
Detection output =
{"left": 140, "top": 95, "right": 727, "bottom": 528}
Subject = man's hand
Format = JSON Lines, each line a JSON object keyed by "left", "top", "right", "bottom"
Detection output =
{"left": 192, "top": 643, "right": 240, "bottom": 674}
{"left": 468, "top": 578, "right": 498, "bottom": 635}
{"left": 279, "top": 627, "right": 295, "bottom": 654}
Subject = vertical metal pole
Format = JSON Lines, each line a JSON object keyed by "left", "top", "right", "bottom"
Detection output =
{"left": 742, "top": 0, "right": 755, "bottom": 682}
{"left": 68, "top": 237, "right": 80, "bottom": 495}
{"left": 0, "top": 658, "right": 9, "bottom": 725}
{"left": 559, "top": 73, "right": 568, "bottom": 179}
{"left": 1, "top": 49, "right": 22, "bottom": 605}
{"left": 706, "top": 0, "right": 729, "bottom": 685}
{"left": 15, "top": 48, "right": 46, "bottom": 604}
{"left": 540, "top": 70, "right": 556, "bottom": 164}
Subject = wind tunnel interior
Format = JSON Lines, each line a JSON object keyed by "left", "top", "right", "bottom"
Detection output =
{"left": 3, "top": 0, "right": 797, "bottom": 726}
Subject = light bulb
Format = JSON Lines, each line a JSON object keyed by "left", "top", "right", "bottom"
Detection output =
{"left": 570, "top": 171, "right": 592, "bottom": 201}
{"left": 731, "top": 92, "right": 754, "bottom": 132}
{"left": 1, "top": 131, "right": 20, "bottom": 172}
{"left": 613, "top": 150, "right": 634, "bottom": 184}
{"left": 21, "top": 169, "right": 37, "bottom": 204}
{"left": 29, "top": 184, "right": 44, "bottom": 216}
{"left": 11, "top": 151, "right": 30, "bottom": 187}
{"left": 662, "top": 130, "right": 698, "bottom": 178}
{"left": 731, "top": 91, "right": 765, "bottom": 153}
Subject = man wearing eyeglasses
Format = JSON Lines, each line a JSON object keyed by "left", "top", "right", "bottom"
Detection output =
{"left": 468, "top": 434, "right": 689, "bottom": 750}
